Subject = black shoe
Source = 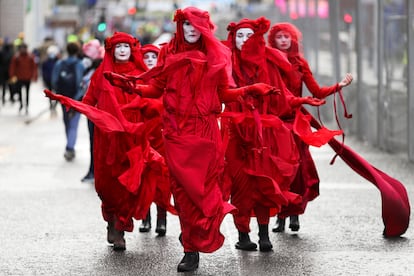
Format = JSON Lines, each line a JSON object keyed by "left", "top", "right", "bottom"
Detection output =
{"left": 235, "top": 232, "right": 257, "bottom": 251}
{"left": 113, "top": 232, "right": 126, "bottom": 251}
{"left": 107, "top": 221, "right": 126, "bottom": 251}
{"left": 81, "top": 172, "right": 94, "bottom": 183}
{"left": 272, "top": 217, "right": 286, "bottom": 233}
{"left": 258, "top": 224, "right": 273, "bottom": 252}
{"left": 139, "top": 212, "right": 151, "bottom": 232}
{"left": 289, "top": 215, "right": 300, "bottom": 232}
{"left": 64, "top": 149, "right": 75, "bottom": 161}
{"left": 155, "top": 218, "right": 166, "bottom": 236}
{"left": 177, "top": 252, "right": 199, "bottom": 272}
{"left": 107, "top": 221, "right": 116, "bottom": 244}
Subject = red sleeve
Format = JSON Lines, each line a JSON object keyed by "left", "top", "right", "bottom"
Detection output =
{"left": 301, "top": 59, "right": 339, "bottom": 99}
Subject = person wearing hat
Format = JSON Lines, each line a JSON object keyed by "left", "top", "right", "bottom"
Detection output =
{"left": 79, "top": 39, "right": 104, "bottom": 184}
{"left": 135, "top": 44, "right": 170, "bottom": 237}
{"left": 105, "top": 7, "right": 277, "bottom": 272}
{"left": 267, "top": 22, "right": 353, "bottom": 233}
{"left": 45, "top": 32, "right": 175, "bottom": 251}
{"left": 222, "top": 17, "right": 334, "bottom": 252}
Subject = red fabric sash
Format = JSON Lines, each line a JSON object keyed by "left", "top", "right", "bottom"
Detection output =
{"left": 44, "top": 89, "right": 144, "bottom": 134}
{"left": 304, "top": 108, "right": 410, "bottom": 237}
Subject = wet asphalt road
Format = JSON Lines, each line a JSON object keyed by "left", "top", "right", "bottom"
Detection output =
{"left": 0, "top": 81, "right": 413, "bottom": 276}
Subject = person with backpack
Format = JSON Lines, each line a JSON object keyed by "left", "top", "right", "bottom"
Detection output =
{"left": 51, "top": 42, "right": 85, "bottom": 161}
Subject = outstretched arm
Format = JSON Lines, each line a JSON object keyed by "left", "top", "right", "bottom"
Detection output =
{"left": 219, "top": 83, "right": 279, "bottom": 103}
{"left": 104, "top": 71, "right": 163, "bottom": 98}
{"left": 289, "top": 96, "right": 326, "bottom": 108}
{"left": 301, "top": 60, "right": 353, "bottom": 98}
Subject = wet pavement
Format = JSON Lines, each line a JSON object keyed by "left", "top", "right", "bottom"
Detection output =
{"left": 0, "top": 81, "right": 413, "bottom": 275}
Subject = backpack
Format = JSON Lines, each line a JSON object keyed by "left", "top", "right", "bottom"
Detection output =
{"left": 55, "top": 60, "right": 77, "bottom": 97}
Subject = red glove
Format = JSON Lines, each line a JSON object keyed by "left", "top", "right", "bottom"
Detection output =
{"left": 290, "top": 96, "right": 326, "bottom": 108}
{"left": 245, "top": 83, "right": 279, "bottom": 96}
{"left": 104, "top": 71, "right": 137, "bottom": 93}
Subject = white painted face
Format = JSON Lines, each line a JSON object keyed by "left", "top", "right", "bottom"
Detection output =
{"left": 143, "top": 51, "right": 158, "bottom": 69}
{"left": 114, "top": 43, "right": 131, "bottom": 62}
{"left": 235, "top": 28, "right": 254, "bottom": 51}
{"left": 274, "top": 30, "right": 292, "bottom": 51}
{"left": 183, "top": 20, "right": 201, "bottom": 43}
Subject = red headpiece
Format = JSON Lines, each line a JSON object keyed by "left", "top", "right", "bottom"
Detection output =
{"left": 140, "top": 44, "right": 160, "bottom": 56}
{"left": 226, "top": 17, "right": 270, "bottom": 51}
{"left": 164, "top": 7, "right": 233, "bottom": 85}
{"left": 268, "top": 22, "right": 302, "bottom": 57}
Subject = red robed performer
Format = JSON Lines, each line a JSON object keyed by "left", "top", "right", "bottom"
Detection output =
{"left": 104, "top": 7, "right": 281, "bottom": 272}
{"left": 44, "top": 32, "right": 175, "bottom": 251}
{"left": 269, "top": 22, "right": 409, "bottom": 237}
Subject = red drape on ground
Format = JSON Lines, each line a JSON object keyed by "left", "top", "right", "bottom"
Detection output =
{"left": 305, "top": 108, "right": 410, "bottom": 237}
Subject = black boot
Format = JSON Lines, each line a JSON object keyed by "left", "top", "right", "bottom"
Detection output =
{"left": 155, "top": 206, "right": 167, "bottom": 236}
{"left": 107, "top": 221, "right": 116, "bottom": 244}
{"left": 107, "top": 220, "right": 125, "bottom": 250}
{"left": 155, "top": 218, "right": 166, "bottom": 236}
{"left": 177, "top": 252, "right": 199, "bottom": 272}
{"left": 235, "top": 231, "right": 257, "bottom": 251}
{"left": 289, "top": 215, "right": 300, "bottom": 232}
{"left": 272, "top": 217, "right": 285, "bottom": 232}
{"left": 258, "top": 224, "right": 273, "bottom": 252}
{"left": 112, "top": 230, "right": 126, "bottom": 251}
{"left": 139, "top": 212, "right": 151, "bottom": 232}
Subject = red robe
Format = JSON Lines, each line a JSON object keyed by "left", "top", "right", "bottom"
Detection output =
{"left": 45, "top": 61, "right": 174, "bottom": 232}
{"left": 147, "top": 49, "right": 236, "bottom": 253}
{"left": 277, "top": 57, "right": 341, "bottom": 218}
{"left": 222, "top": 26, "right": 339, "bottom": 232}
{"left": 222, "top": 38, "right": 301, "bottom": 232}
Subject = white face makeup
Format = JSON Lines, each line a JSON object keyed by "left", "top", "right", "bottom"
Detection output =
{"left": 143, "top": 51, "right": 158, "bottom": 69}
{"left": 183, "top": 20, "right": 201, "bottom": 43}
{"left": 114, "top": 43, "right": 131, "bottom": 62}
{"left": 235, "top": 28, "right": 254, "bottom": 51}
{"left": 274, "top": 31, "right": 292, "bottom": 51}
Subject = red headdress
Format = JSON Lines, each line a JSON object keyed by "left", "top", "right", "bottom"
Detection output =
{"left": 268, "top": 22, "right": 303, "bottom": 58}
{"left": 160, "top": 7, "right": 233, "bottom": 84}
{"left": 140, "top": 44, "right": 160, "bottom": 56}
{"left": 91, "top": 32, "right": 147, "bottom": 92}
{"left": 225, "top": 17, "right": 271, "bottom": 86}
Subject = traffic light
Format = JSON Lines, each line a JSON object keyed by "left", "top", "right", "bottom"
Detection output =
{"left": 343, "top": 13, "right": 353, "bottom": 24}
{"left": 97, "top": 15, "right": 106, "bottom": 32}
{"left": 97, "top": 22, "right": 106, "bottom": 32}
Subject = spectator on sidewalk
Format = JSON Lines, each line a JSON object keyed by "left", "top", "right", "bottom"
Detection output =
{"left": 0, "top": 38, "right": 14, "bottom": 105}
{"left": 41, "top": 44, "right": 60, "bottom": 117}
{"left": 51, "top": 42, "right": 85, "bottom": 161}
{"left": 9, "top": 43, "right": 38, "bottom": 114}
{"left": 80, "top": 39, "right": 104, "bottom": 183}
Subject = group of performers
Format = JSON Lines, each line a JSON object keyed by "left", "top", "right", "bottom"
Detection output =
{"left": 44, "top": 6, "right": 410, "bottom": 273}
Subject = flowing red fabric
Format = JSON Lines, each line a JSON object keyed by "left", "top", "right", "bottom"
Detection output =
{"left": 44, "top": 32, "right": 176, "bottom": 232}
{"left": 268, "top": 22, "right": 348, "bottom": 219}
{"left": 293, "top": 111, "right": 343, "bottom": 147}
{"left": 142, "top": 7, "right": 237, "bottom": 253}
{"left": 44, "top": 89, "right": 143, "bottom": 134}
{"left": 222, "top": 17, "right": 331, "bottom": 231}
{"left": 305, "top": 109, "right": 410, "bottom": 237}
